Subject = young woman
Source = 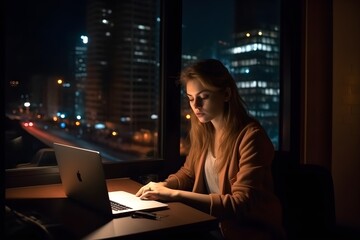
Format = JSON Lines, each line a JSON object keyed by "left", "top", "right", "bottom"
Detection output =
{"left": 136, "top": 59, "right": 285, "bottom": 239}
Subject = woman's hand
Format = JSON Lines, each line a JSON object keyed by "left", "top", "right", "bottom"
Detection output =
{"left": 135, "top": 181, "right": 178, "bottom": 201}
{"left": 136, "top": 181, "right": 212, "bottom": 213}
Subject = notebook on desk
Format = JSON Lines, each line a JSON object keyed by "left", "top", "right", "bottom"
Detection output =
{"left": 53, "top": 142, "right": 168, "bottom": 217}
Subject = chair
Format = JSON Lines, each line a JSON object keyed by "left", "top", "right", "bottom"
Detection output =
{"left": 16, "top": 148, "right": 57, "bottom": 168}
{"left": 273, "top": 161, "right": 336, "bottom": 239}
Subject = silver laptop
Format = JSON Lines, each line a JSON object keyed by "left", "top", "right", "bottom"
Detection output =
{"left": 53, "top": 142, "right": 168, "bottom": 217}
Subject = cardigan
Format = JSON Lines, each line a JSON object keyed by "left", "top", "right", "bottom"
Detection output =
{"left": 164, "top": 121, "right": 285, "bottom": 239}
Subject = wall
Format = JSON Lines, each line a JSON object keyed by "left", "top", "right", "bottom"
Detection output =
{"left": 332, "top": 0, "right": 360, "bottom": 230}
{"left": 302, "top": 0, "right": 359, "bottom": 231}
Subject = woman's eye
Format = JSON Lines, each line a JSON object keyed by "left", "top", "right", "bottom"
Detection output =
{"left": 200, "top": 94, "right": 209, "bottom": 100}
{"left": 187, "top": 93, "right": 210, "bottom": 103}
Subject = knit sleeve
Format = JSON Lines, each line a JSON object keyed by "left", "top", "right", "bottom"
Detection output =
{"left": 164, "top": 155, "right": 196, "bottom": 191}
{"left": 209, "top": 123, "right": 276, "bottom": 223}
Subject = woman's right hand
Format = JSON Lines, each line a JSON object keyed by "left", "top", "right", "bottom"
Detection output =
{"left": 135, "top": 181, "right": 179, "bottom": 201}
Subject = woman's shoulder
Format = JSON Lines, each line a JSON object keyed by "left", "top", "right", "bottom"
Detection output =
{"left": 238, "top": 119, "right": 272, "bottom": 143}
{"left": 237, "top": 120, "right": 275, "bottom": 157}
{"left": 242, "top": 119, "right": 264, "bottom": 133}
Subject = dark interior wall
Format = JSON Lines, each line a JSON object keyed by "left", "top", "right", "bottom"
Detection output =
{"left": 332, "top": 0, "right": 360, "bottom": 231}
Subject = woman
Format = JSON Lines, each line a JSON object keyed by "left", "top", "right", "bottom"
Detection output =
{"left": 136, "top": 59, "right": 285, "bottom": 239}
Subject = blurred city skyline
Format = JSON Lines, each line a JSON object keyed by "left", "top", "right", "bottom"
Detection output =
{"left": 4, "top": 0, "right": 281, "bottom": 152}
{"left": 5, "top": 0, "right": 235, "bottom": 97}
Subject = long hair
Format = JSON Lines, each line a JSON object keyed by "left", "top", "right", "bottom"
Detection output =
{"left": 180, "top": 59, "right": 252, "bottom": 171}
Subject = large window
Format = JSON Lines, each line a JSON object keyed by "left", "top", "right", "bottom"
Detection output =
{"left": 5, "top": 0, "right": 281, "bottom": 181}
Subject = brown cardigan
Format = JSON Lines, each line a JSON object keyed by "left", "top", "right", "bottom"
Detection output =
{"left": 165, "top": 121, "right": 286, "bottom": 239}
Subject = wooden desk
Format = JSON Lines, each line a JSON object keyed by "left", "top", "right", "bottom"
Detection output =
{"left": 5, "top": 178, "right": 218, "bottom": 239}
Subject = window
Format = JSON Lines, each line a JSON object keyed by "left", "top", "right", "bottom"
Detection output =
{"left": 5, "top": 0, "right": 284, "bottom": 186}
{"left": 5, "top": 0, "right": 166, "bottom": 170}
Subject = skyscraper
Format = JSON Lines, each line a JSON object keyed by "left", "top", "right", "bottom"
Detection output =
{"left": 85, "top": 0, "right": 159, "bottom": 133}
{"left": 223, "top": 0, "right": 281, "bottom": 147}
{"left": 73, "top": 35, "right": 88, "bottom": 121}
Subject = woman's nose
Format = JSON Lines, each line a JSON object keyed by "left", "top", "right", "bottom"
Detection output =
{"left": 194, "top": 97, "right": 202, "bottom": 108}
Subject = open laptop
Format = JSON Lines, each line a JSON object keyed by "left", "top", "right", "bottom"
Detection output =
{"left": 53, "top": 142, "right": 168, "bottom": 217}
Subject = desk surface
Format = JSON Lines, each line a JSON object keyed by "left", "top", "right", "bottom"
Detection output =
{"left": 5, "top": 178, "right": 218, "bottom": 239}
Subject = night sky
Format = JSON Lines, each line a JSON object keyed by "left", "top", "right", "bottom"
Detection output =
{"left": 182, "top": 0, "right": 234, "bottom": 57}
{"left": 5, "top": 0, "right": 86, "bottom": 84}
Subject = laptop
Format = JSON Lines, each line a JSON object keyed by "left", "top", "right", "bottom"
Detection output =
{"left": 53, "top": 142, "right": 168, "bottom": 217}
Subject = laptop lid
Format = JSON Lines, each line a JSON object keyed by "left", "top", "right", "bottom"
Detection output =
{"left": 53, "top": 142, "right": 167, "bottom": 217}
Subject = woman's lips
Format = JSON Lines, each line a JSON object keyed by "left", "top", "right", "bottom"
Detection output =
{"left": 195, "top": 112, "right": 204, "bottom": 117}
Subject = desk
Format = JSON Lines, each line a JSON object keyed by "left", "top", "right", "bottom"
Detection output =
{"left": 5, "top": 178, "right": 218, "bottom": 239}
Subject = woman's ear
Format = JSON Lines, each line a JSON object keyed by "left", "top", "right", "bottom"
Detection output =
{"left": 224, "top": 87, "right": 231, "bottom": 102}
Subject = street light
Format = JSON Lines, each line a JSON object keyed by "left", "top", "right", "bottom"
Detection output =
{"left": 24, "top": 101, "right": 30, "bottom": 115}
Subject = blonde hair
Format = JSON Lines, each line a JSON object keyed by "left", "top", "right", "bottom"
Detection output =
{"left": 180, "top": 59, "right": 252, "bottom": 171}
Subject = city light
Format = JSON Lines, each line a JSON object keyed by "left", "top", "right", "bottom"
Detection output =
{"left": 94, "top": 123, "right": 106, "bottom": 129}
{"left": 81, "top": 35, "right": 88, "bottom": 44}
{"left": 23, "top": 121, "right": 34, "bottom": 127}
{"left": 231, "top": 43, "right": 273, "bottom": 54}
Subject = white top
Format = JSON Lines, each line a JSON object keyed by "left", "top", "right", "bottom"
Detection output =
{"left": 204, "top": 149, "right": 220, "bottom": 194}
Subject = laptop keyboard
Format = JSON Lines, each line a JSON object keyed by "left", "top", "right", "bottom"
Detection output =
{"left": 110, "top": 200, "right": 132, "bottom": 211}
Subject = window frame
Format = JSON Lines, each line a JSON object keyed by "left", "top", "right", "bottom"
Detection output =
{"left": 278, "top": 0, "right": 303, "bottom": 163}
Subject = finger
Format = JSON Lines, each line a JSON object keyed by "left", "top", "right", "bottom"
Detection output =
{"left": 140, "top": 192, "right": 156, "bottom": 200}
{"left": 136, "top": 185, "right": 149, "bottom": 197}
{"left": 135, "top": 189, "right": 142, "bottom": 197}
{"left": 136, "top": 185, "right": 150, "bottom": 197}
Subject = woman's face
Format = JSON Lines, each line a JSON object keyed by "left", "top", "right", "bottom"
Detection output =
{"left": 186, "top": 79, "right": 227, "bottom": 125}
